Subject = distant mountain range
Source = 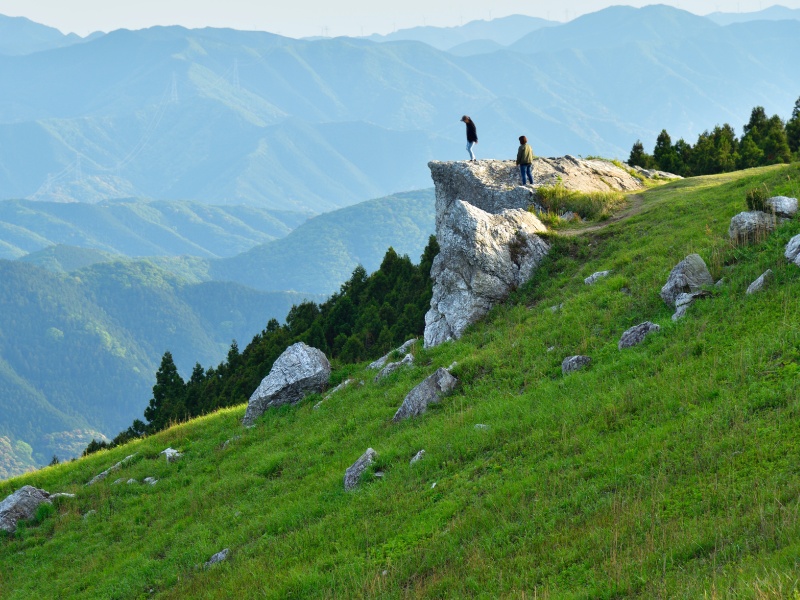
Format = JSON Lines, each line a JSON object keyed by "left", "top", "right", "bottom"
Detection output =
{"left": 0, "top": 198, "right": 309, "bottom": 260}
{"left": 1, "top": 6, "right": 799, "bottom": 210}
{"left": 706, "top": 5, "right": 800, "bottom": 25}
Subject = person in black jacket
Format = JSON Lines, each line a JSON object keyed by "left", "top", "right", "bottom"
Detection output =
{"left": 461, "top": 115, "right": 478, "bottom": 161}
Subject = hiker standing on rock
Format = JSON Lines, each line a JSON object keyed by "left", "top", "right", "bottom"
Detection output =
{"left": 461, "top": 115, "right": 478, "bottom": 161}
{"left": 516, "top": 135, "right": 534, "bottom": 185}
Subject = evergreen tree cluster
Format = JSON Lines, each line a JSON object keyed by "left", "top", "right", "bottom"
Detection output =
{"left": 629, "top": 99, "right": 800, "bottom": 176}
{"left": 84, "top": 237, "right": 439, "bottom": 455}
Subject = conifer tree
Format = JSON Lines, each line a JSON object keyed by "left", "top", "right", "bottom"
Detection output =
{"left": 628, "top": 140, "right": 653, "bottom": 169}
{"left": 143, "top": 351, "right": 185, "bottom": 432}
{"left": 787, "top": 96, "right": 800, "bottom": 155}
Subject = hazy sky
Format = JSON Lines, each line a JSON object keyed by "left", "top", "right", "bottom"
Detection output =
{"left": 1, "top": 0, "right": 799, "bottom": 38}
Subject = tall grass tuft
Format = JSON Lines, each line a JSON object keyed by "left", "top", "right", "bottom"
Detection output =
{"left": 535, "top": 184, "right": 627, "bottom": 220}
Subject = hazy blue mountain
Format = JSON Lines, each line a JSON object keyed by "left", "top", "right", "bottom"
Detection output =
{"left": 509, "top": 5, "right": 718, "bottom": 54}
{"left": 0, "top": 7, "right": 799, "bottom": 209}
{"left": 447, "top": 39, "right": 507, "bottom": 57}
{"left": 0, "top": 199, "right": 309, "bottom": 260}
{"left": 211, "top": 189, "right": 435, "bottom": 294}
{"left": 364, "top": 14, "right": 557, "bottom": 50}
{"left": 0, "top": 257, "right": 319, "bottom": 475}
{"left": 706, "top": 5, "right": 800, "bottom": 25}
{"left": 0, "top": 14, "right": 97, "bottom": 56}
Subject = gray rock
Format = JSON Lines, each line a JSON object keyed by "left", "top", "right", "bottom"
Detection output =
{"left": 242, "top": 342, "right": 331, "bottom": 426}
{"left": 410, "top": 450, "right": 426, "bottom": 465}
{"left": 112, "top": 478, "right": 124, "bottom": 485}
{"left": 627, "top": 164, "right": 683, "bottom": 180}
{"left": 618, "top": 322, "right": 660, "bottom": 350}
{"left": 49, "top": 493, "right": 75, "bottom": 499}
{"left": 374, "top": 354, "right": 414, "bottom": 382}
{"left": 143, "top": 477, "right": 158, "bottom": 486}
{"left": 660, "top": 254, "right": 714, "bottom": 306}
{"left": 368, "top": 339, "right": 417, "bottom": 370}
{"left": 392, "top": 368, "right": 458, "bottom": 422}
{"left": 204, "top": 548, "right": 230, "bottom": 568}
{"left": 86, "top": 454, "right": 137, "bottom": 486}
{"left": 584, "top": 270, "right": 611, "bottom": 285}
{"left": 474, "top": 424, "right": 490, "bottom": 430}
{"left": 562, "top": 355, "right": 592, "bottom": 375}
{"left": 671, "top": 292, "right": 703, "bottom": 321}
{"left": 160, "top": 448, "right": 182, "bottom": 463}
{"left": 424, "top": 200, "right": 549, "bottom": 347}
{"left": 729, "top": 211, "right": 777, "bottom": 244}
{"left": 344, "top": 448, "right": 377, "bottom": 491}
{"left": 222, "top": 436, "right": 242, "bottom": 449}
{"left": 0, "top": 486, "right": 52, "bottom": 533}
{"left": 83, "top": 510, "right": 97, "bottom": 519}
{"left": 746, "top": 269, "right": 773, "bottom": 295}
{"left": 549, "top": 303, "right": 563, "bottom": 312}
{"left": 126, "top": 479, "right": 137, "bottom": 485}
{"left": 786, "top": 234, "right": 800, "bottom": 266}
{"left": 766, "top": 196, "right": 798, "bottom": 218}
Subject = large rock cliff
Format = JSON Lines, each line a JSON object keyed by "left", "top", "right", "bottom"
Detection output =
{"left": 424, "top": 158, "right": 646, "bottom": 348}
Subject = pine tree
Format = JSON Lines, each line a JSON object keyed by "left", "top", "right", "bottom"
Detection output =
{"left": 653, "top": 130, "right": 680, "bottom": 173}
{"left": 628, "top": 140, "right": 652, "bottom": 169}
{"left": 143, "top": 351, "right": 185, "bottom": 432}
{"left": 761, "top": 115, "right": 791, "bottom": 164}
{"left": 786, "top": 96, "right": 800, "bottom": 155}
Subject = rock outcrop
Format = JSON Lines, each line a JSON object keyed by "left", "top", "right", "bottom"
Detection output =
{"left": 766, "top": 196, "right": 798, "bottom": 218}
{"left": 368, "top": 339, "right": 417, "bottom": 370}
{"left": 344, "top": 448, "right": 377, "bottom": 491}
{"left": 425, "top": 158, "right": 645, "bottom": 348}
{"left": 618, "top": 322, "right": 660, "bottom": 350}
{"left": 0, "top": 486, "right": 52, "bottom": 533}
{"left": 562, "top": 355, "right": 592, "bottom": 375}
{"left": 242, "top": 342, "right": 331, "bottom": 426}
{"left": 660, "top": 254, "right": 714, "bottom": 306}
{"left": 161, "top": 448, "right": 182, "bottom": 463}
{"left": 86, "top": 454, "right": 137, "bottom": 486}
{"left": 729, "top": 211, "right": 778, "bottom": 244}
{"left": 786, "top": 234, "right": 800, "bottom": 266}
{"left": 585, "top": 271, "right": 611, "bottom": 285}
{"left": 393, "top": 368, "right": 458, "bottom": 422}
{"left": 746, "top": 269, "right": 773, "bottom": 295}
{"left": 374, "top": 354, "right": 414, "bottom": 382}
{"left": 671, "top": 291, "right": 710, "bottom": 321}
{"left": 205, "top": 548, "right": 230, "bottom": 568}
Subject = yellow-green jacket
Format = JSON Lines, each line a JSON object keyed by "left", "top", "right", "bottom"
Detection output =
{"left": 516, "top": 144, "right": 534, "bottom": 165}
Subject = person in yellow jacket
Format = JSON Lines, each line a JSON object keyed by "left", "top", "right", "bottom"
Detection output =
{"left": 516, "top": 135, "right": 534, "bottom": 185}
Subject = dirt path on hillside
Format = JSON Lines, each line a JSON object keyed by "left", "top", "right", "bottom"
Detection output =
{"left": 557, "top": 193, "right": 646, "bottom": 237}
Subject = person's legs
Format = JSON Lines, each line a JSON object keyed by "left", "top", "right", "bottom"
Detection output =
{"left": 524, "top": 164, "right": 533, "bottom": 184}
{"left": 467, "top": 141, "right": 476, "bottom": 161}
{"left": 519, "top": 165, "right": 526, "bottom": 184}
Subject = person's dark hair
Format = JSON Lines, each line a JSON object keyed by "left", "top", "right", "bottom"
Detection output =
{"left": 519, "top": 135, "right": 527, "bottom": 144}
{"left": 461, "top": 115, "right": 472, "bottom": 123}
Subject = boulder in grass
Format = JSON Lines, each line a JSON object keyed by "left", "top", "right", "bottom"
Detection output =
{"left": 660, "top": 254, "right": 714, "bottom": 306}
{"left": 392, "top": 368, "right": 458, "bottom": 422}
{"left": 766, "top": 196, "right": 798, "bottom": 218}
{"left": 562, "top": 355, "right": 592, "bottom": 375}
{"left": 344, "top": 448, "right": 377, "bottom": 491}
{"left": 204, "top": 548, "right": 230, "bottom": 568}
{"left": 584, "top": 271, "right": 611, "bottom": 285}
{"left": 410, "top": 450, "right": 426, "bottom": 465}
{"left": 746, "top": 269, "right": 773, "bottom": 295}
{"left": 161, "top": 448, "right": 182, "bottom": 463}
{"left": 785, "top": 234, "right": 800, "bottom": 266}
{"left": 86, "top": 454, "right": 137, "bottom": 486}
{"left": 242, "top": 342, "right": 331, "bottom": 426}
{"left": 729, "top": 211, "right": 777, "bottom": 244}
{"left": 618, "top": 322, "right": 660, "bottom": 350}
{"left": 0, "top": 486, "right": 51, "bottom": 533}
{"left": 368, "top": 339, "right": 417, "bottom": 370}
{"left": 374, "top": 354, "right": 414, "bottom": 382}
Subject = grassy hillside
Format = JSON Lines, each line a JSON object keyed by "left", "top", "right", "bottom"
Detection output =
{"left": 1, "top": 165, "right": 799, "bottom": 598}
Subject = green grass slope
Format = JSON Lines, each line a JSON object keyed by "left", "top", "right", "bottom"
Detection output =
{"left": 1, "top": 165, "right": 799, "bottom": 598}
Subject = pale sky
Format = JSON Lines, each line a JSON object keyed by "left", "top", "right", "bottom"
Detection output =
{"left": 1, "top": 0, "right": 799, "bottom": 38}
